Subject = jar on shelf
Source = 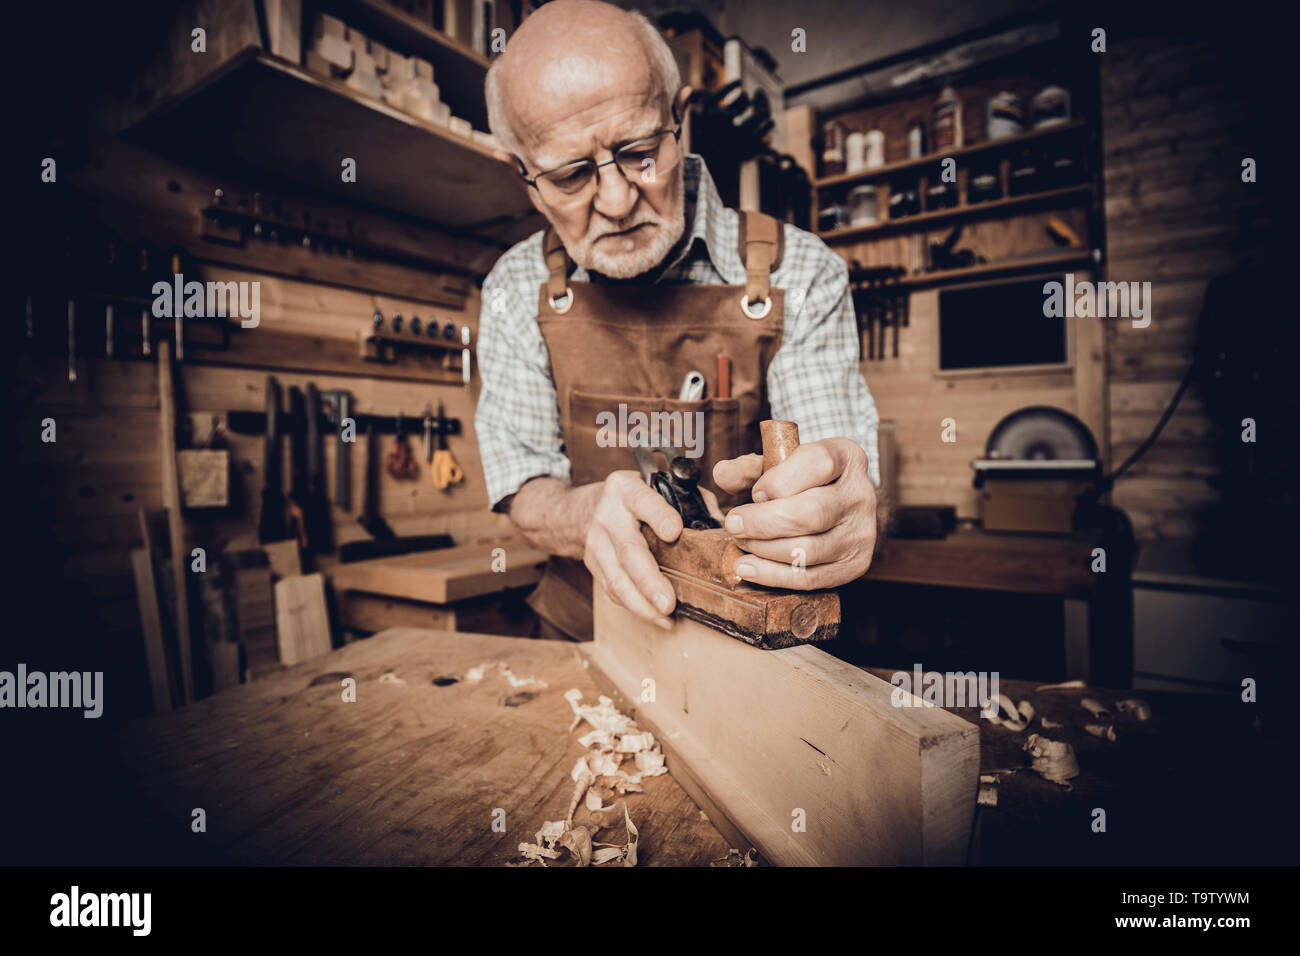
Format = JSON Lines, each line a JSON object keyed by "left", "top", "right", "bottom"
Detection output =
{"left": 888, "top": 181, "right": 920, "bottom": 219}
{"left": 985, "top": 91, "right": 1024, "bottom": 140}
{"left": 967, "top": 160, "right": 1002, "bottom": 203}
{"left": 818, "top": 193, "right": 848, "bottom": 232}
{"left": 925, "top": 178, "right": 958, "bottom": 211}
{"left": 1032, "top": 85, "right": 1072, "bottom": 129}
{"left": 1008, "top": 148, "right": 1042, "bottom": 196}
{"left": 864, "top": 129, "right": 886, "bottom": 169}
{"left": 848, "top": 185, "right": 879, "bottom": 226}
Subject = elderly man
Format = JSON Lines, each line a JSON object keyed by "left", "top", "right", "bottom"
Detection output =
{"left": 476, "top": 0, "right": 879, "bottom": 641}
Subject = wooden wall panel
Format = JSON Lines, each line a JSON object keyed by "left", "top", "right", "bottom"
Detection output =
{"left": 1100, "top": 35, "right": 1272, "bottom": 542}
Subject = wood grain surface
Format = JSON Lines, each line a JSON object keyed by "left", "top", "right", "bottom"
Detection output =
{"left": 106, "top": 628, "right": 733, "bottom": 866}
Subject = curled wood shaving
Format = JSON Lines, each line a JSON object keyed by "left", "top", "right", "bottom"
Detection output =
{"left": 1024, "top": 733, "right": 1080, "bottom": 786}
{"left": 377, "top": 671, "right": 406, "bottom": 685}
{"left": 1085, "top": 723, "right": 1117, "bottom": 742}
{"left": 1116, "top": 698, "right": 1152, "bottom": 721}
{"left": 1035, "top": 679, "right": 1087, "bottom": 692}
{"left": 1040, "top": 717, "right": 1063, "bottom": 729}
{"left": 1080, "top": 697, "right": 1111, "bottom": 718}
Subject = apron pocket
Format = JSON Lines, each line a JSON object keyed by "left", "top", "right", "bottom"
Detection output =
{"left": 568, "top": 391, "right": 741, "bottom": 501}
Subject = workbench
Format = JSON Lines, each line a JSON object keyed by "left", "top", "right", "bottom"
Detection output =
{"left": 105, "top": 628, "right": 732, "bottom": 866}
{"left": 867, "top": 529, "right": 1134, "bottom": 685}
{"left": 101, "top": 628, "right": 1292, "bottom": 866}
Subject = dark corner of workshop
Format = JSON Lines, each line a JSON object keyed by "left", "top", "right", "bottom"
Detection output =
{"left": 3, "top": 0, "right": 1295, "bottom": 913}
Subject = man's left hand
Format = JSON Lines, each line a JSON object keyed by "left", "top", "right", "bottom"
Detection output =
{"left": 713, "top": 438, "right": 877, "bottom": 590}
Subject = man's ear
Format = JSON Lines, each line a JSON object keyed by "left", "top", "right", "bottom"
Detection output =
{"left": 673, "top": 85, "right": 693, "bottom": 124}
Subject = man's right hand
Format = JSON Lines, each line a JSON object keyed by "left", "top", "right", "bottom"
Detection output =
{"left": 583, "top": 470, "right": 683, "bottom": 629}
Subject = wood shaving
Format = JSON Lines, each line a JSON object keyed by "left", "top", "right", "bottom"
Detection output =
{"left": 1080, "top": 697, "right": 1111, "bottom": 718}
{"left": 987, "top": 694, "right": 1029, "bottom": 732}
{"left": 1116, "top": 698, "right": 1152, "bottom": 721}
{"left": 977, "top": 782, "right": 999, "bottom": 806}
{"left": 376, "top": 671, "right": 406, "bottom": 685}
{"left": 1024, "top": 733, "right": 1080, "bottom": 785}
{"left": 1085, "top": 723, "right": 1117, "bottom": 742}
{"left": 465, "top": 661, "right": 549, "bottom": 690}
{"left": 1035, "top": 679, "right": 1087, "bottom": 691}
{"left": 1040, "top": 717, "right": 1063, "bottom": 729}
{"left": 710, "top": 848, "right": 758, "bottom": 867}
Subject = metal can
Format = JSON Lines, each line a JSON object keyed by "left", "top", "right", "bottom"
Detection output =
{"left": 986, "top": 91, "right": 1024, "bottom": 140}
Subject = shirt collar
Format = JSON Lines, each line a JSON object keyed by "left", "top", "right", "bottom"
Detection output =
{"left": 663, "top": 153, "right": 745, "bottom": 284}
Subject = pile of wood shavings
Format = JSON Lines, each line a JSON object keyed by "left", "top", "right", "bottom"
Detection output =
{"left": 512, "top": 690, "right": 667, "bottom": 867}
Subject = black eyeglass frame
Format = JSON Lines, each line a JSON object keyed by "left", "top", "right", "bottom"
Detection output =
{"left": 516, "top": 126, "right": 683, "bottom": 192}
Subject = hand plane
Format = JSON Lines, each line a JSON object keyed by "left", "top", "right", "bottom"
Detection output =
{"left": 637, "top": 420, "right": 840, "bottom": 650}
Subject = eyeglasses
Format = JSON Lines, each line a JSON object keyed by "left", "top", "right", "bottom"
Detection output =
{"left": 518, "top": 127, "right": 682, "bottom": 202}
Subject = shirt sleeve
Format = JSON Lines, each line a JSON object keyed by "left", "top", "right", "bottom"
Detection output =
{"left": 767, "top": 235, "right": 881, "bottom": 486}
{"left": 475, "top": 255, "right": 572, "bottom": 509}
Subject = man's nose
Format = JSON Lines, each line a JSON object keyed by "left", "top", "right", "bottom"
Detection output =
{"left": 591, "top": 162, "right": 638, "bottom": 221}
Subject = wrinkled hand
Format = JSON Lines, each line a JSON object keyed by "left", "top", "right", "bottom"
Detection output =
{"left": 713, "top": 438, "right": 877, "bottom": 589}
{"left": 583, "top": 471, "right": 686, "bottom": 629}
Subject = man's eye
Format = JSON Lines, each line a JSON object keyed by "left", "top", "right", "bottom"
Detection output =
{"left": 548, "top": 166, "right": 590, "bottom": 189}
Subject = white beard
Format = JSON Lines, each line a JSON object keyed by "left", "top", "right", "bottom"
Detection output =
{"left": 566, "top": 166, "right": 687, "bottom": 279}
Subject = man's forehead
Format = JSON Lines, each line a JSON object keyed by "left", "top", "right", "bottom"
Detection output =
{"left": 515, "top": 86, "right": 668, "bottom": 167}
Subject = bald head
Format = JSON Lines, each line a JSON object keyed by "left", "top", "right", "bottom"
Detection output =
{"left": 486, "top": 0, "right": 680, "bottom": 162}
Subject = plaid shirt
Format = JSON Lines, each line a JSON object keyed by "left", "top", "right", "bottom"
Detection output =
{"left": 475, "top": 153, "right": 880, "bottom": 509}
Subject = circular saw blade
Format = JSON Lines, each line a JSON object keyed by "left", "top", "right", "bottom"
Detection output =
{"left": 985, "top": 406, "right": 1098, "bottom": 460}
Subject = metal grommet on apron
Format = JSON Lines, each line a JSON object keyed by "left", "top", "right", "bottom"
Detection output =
{"left": 740, "top": 294, "right": 771, "bottom": 319}
{"left": 529, "top": 210, "right": 787, "bottom": 642}
{"left": 549, "top": 288, "right": 574, "bottom": 314}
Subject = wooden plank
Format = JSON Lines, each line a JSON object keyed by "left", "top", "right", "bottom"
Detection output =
{"left": 130, "top": 548, "right": 175, "bottom": 713}
{"left": 869, "top": 529, "right": 1100, "bottom": 598}
{"left": 274, "top": 573, "right": 333, "bottom": 666}
{"left": 106, "top": 629, "right": 732, "bottom": 865}
{"left": 263, "top": 540, "right": 302, "bottom": 582}
{"left": 584, "top": 590, "right": 981, "bottom": 866}
{"left": 329, "top": 542, "right": 546, "bottom": 604}
{"left": 156, "top": 340, "right": 195, "bottom": 704}
{"left": 336, "top": 591, "right": 456, "bottom": 633}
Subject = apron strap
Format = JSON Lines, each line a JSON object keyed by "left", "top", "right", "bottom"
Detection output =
{"left": 542, "top": 227, "right": 574, "bottom": 313}
{"left": 737, "top": 211, "right": 784, "bottom": 319}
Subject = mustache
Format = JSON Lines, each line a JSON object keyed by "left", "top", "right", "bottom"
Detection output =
{"left": 592, "top": 214, "right": 660, "bottom": 239}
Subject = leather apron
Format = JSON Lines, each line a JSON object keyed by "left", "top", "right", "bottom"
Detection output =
{"left": 529, "top": 211, "right": 786, "bottom": 641}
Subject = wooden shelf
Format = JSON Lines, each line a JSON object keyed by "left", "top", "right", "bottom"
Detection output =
{"left": 324, "top": 0, "right": 490, "bottom": 129}
{"left": 859, "top": 249, "right": 1094, "bottom": 291}
{"left": 820, "top": 184, "right": 1091, "bottom": 244}
{"left": 813, "top": 119, "right": 1088, "bottom": 191}
{"left": 124, "top": 48, "right": 535, "bottom": 234}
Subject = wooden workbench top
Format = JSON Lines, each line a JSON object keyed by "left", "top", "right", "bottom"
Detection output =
{"left": 106, "top": 629, "right": 732, "bottom": 866}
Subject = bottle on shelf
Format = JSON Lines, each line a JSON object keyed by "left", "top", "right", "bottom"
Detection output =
{"left": 930, "top": 84, "right": 964, "bottom": 151}
{"left": 967, "top": 159, "right": 1002, "bottom": 204}
{"left": 906, "top": 118, "right": 926, "bottom": 158}
{"left": 985, "top": 91, "right": 1025, "bottom": 140}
